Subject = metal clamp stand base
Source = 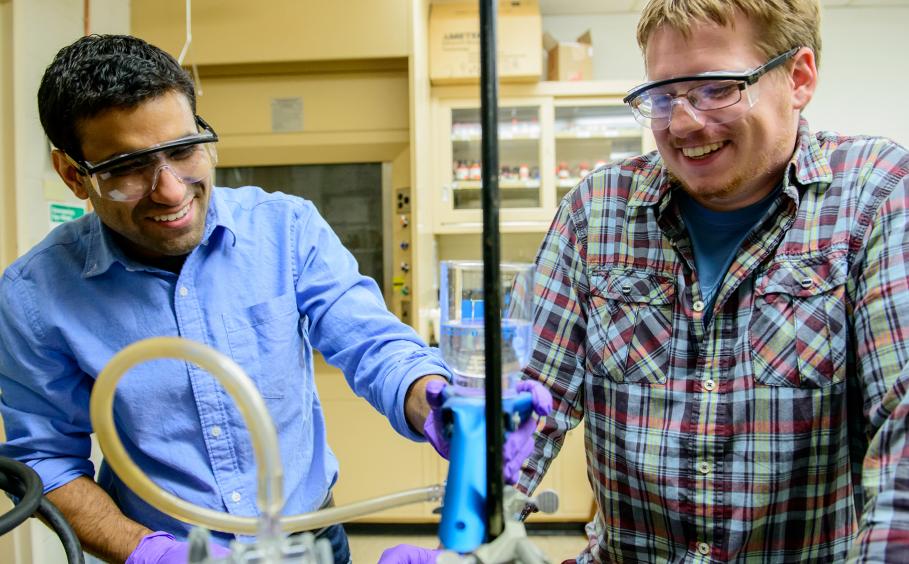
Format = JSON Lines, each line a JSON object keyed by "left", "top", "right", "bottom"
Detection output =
{"left": 437, "top": 486, "right": 557, "bottom": 564}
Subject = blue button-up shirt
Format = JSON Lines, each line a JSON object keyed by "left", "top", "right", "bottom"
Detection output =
{"left": 0, "top": 186, "right": 449, "bottom": 539}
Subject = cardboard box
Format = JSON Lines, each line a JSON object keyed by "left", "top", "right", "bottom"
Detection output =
{"left": 429, "top": 1, "right": 542, "bottom": 85}
{"left": 543, "top": 30, "right": 593, "bottom": 81}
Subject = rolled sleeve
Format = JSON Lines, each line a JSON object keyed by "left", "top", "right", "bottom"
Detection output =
{"left": 518, "top": 194, "right": 589, "bottom": 495}
{"left": 849, "top": 175, "right": 909, "bottom": 561}
{"left": 0, "top": 271, "right": 95, "bottom": 493}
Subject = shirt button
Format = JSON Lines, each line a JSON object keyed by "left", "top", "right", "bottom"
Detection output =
{"left": 692, "top": 300, "right": 705, "bottom": 312}
{"left": 800, "top": 277, "right": 814, "bottom": 289}
{"left": 230, "top": 491, "right": 241, "bottom": 503}
{"left": 621, "top": 283, "right": 632, "bottom": 294}
{"left": 697, "top": 542, "right": 711, "bottom": 555}
{"left": 210, "top": 425, "right": 222, "bottom": 438}
{"left": 703, "top": 379, "right": 716, "bottom": 391}
{"left": 179, "top": 286, "right": 189, "bottom": 297}
{"left": 698, "top": 461, "right": 712, "bottom": 475}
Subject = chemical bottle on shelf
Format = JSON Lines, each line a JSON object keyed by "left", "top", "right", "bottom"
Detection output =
{"left": 519, "top": 163, "right": 530, "bottom": 181}
{"left": 455, "top": 161, "right": 469, "bottom": 181}
{"left": 530, "top": 118, "right": 540, "bottom": 138}
{"left": 579, "top": 162, "right": 591, "bottom": 179}
{"left": 469, "top": 161, "right": 482, "bottom": 181}
{"left": 557, "top": 162, "right": 571, "bottom": 179}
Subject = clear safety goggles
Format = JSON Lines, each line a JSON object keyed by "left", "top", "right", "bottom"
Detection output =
{"left": 70, "top": 115, "right": 219, "bottom": 202}
{"left": 623, "top": 47, "right": 799, "bottom": 131}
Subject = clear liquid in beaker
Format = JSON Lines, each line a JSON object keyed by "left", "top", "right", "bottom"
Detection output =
{"left": 439, "top": 317, "right": 532, "bottom": 393}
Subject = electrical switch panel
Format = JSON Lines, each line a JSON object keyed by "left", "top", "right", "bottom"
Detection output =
{"left": 391, "top": 187, "right": 413, "bottom": 325}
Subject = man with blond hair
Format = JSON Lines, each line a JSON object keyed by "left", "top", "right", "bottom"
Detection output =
{"left": 514, "top": 0, "right": 909, "bottom": 562}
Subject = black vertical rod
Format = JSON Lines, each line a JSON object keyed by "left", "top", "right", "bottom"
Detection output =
{"left": 479, "top": 0, "right": 504, "bottom": 541}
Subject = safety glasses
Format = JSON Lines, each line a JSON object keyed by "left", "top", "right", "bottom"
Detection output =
{"left": 623, "top": 47, "right": 799, "bottom": 130}
{"left": 69, "top": 115, "right": 219, "bottom": 201}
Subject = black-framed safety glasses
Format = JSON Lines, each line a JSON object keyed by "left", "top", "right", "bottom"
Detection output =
{"left": 69, "top": 115, "right": 219, "bottom": 202}
{"left": 622, "top": 47, "right": 800, "bottom": 131}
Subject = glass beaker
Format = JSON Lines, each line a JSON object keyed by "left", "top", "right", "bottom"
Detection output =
{"left": 438, "top": 260, "right": 534, "bottom": 394}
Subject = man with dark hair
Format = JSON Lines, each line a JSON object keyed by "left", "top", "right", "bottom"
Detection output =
{"left": 517, "top": 0, "right": 909, "bottom": 562}
{"left": 0, "top": 34, "right": 457, "bottom": 563}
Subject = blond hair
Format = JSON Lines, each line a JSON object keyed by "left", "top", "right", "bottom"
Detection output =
{"left": 636, "top": 0, "right": 821, "bottom": 68}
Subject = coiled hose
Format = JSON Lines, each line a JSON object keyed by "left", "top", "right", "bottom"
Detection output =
{"left": 0, "top": 456, "right": 84, "bottom": 564}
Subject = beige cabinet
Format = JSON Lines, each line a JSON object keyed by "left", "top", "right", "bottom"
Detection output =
{"left": 132, "top": 0, "right": 410, "bottom": 66}
{"left": 316, "top": 354, "right": 444, "bottom": 523}
{"left": 315, "top": 355, "right": 594, "bottom": 523}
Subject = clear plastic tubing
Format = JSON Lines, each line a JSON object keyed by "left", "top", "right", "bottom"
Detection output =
{"left": 89, "top": 337, "right": 443, "bottom": 535}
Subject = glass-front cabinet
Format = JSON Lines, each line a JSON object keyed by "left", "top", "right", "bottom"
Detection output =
{"left": 554, "top": 104, "right": 643, "bottom": 200}
{"left": 436, "top": 98, "right": 551, "bottom": 229}
{"left": 450, "top": 106, "right": 542, "bottom": 210}
{"left": 433, "top": 87, "right": 649, "bottom": 233}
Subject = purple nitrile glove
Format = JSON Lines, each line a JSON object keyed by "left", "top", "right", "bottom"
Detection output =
{"left": 503, "top": 379, "right": 553, "bottom": 484}
{"left": 126, "top": 531, "right": 232, "bottom": 564}
{"left": 423, "top": 379, "right": 451, "bottom": 459}
{"left": 516, "top": 379, "right": 555, "bottom": 418}
{"left": 378, "top": 544, "right": 443, "bottom": 563}
{"left": 423, "top": 379, "right": 553, "bottom": 484}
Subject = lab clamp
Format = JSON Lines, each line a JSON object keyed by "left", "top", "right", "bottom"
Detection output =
{"left": 436, "top": 260, "right": 558, "bottom": 563}
{"left": 89, "top": 262, "right": 557, "bottom": 563}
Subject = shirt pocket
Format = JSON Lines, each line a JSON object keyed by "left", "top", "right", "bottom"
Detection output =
{"left": 749, "top": 256, "right": 848, "bottom": 388}
{"left": 222, "top": 292, "right": 303, "bottom": 399}
{"left": 586, "top": 269, "right": 675, "bottom": 385}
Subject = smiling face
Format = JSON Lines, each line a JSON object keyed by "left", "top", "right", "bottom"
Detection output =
{"left": 645, "top": 12, "right": 816, "bottom": 211}
{"left": 54, "top": 90, "right": 213, "bottom": 269}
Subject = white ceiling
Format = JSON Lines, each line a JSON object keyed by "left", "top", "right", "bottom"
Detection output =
{"left": 537, "top": 0, "right": 909, "bottom": 15}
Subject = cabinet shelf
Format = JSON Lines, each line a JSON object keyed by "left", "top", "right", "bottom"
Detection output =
{"left": 555, "top": 131, "right": 641, "bottom": 140}
{"left": 557, "top": 177, "right": 582, "bottom": 189}
{"left": 452, "top": 135, "right": 540, "bottom": 142}
{"left": 452, "top": 180, "right": 541, "bottom": 190}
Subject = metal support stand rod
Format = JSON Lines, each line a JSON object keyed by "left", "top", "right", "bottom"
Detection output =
{"left": 479, "top": 0, "right": 504, "bottom": 541}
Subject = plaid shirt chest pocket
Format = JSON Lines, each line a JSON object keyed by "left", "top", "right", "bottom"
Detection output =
{"left": 586, "top": 269, "right": 675, "bottom": 385}
{"left": 749, "top": 255, "right": 849, "bottom": 388}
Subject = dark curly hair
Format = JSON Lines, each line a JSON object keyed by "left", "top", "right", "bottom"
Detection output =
{"left": 37, "top": 34, "right": 196, "bottom": 160}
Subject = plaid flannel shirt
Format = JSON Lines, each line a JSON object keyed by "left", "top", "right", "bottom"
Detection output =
{"left": 519, "top": 119, "right": 909, "bottom": 563}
